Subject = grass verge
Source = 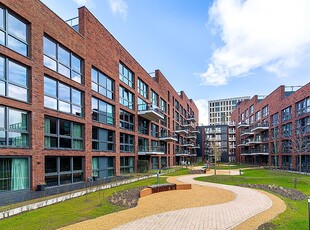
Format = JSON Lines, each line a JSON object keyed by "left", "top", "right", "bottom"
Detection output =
{"left": 0, "top": 177, "right": 167, "bottom": 230}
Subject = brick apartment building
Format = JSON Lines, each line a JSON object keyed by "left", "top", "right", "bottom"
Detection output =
{"left": 197, "top": 123, "right": 236, "bottom": 163}
{"left": 0, "top": 0, "right": 199, "bottom": 194}
{"left": 231, "top": 84, "right": 310, "bottom": 171}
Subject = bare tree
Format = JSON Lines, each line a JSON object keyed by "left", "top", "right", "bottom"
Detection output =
{"left": 280, "top": 121, "right": 310, "bottom": 173}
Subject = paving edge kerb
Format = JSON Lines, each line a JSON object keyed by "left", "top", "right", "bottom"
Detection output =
{"left": 0, "top": 175, "right": 156, "bottom": 219}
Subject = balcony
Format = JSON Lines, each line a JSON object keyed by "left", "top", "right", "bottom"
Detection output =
{"left": 187, "top": 134, "right": 197, "bottom": 139}
{"left": 189, "top": 129, "right": 200, "bottom": 134}
{"left": 251, "top": 122, "right": 269, "bottom": 132}
{"left": 240, "top": 129, "right": 254, "bottom": 136}
{"left": 138, "top": 146, "right": 166, "bottom": 155}
{"left": 182, "top": 142, "right": 195, "bottom": 147}
{"left": 237, "top": 122, "right": 249, "bottom": 128}
{"left": 186, "top": 115, "right": 196, "bottom": 122}
{"left": 250, "top": 149, "right": 269, "bottom": 155}
{"left": 191, "top": 144, "right": 200, "bottom": 149}
{"left": 66, "top": 16, "right": 79, "bottom": 32}
{"left": 175, "top": 150, "right": 190, "bottom": 156}
{"left": 175, "top": 127, "right": 188, "bottom": 135}
{"left": 159, "top": 132, "right": 178, "bottom": 142}
{"left": 229, "top": 129, "right": 236, "bottom": 134}
{"left": 229, "top": 137, "right": 236, "bottom": 141}
{"left": 229, "top": 145, "right": 236, "bottom": 149}
{"left": 237, "top": 140, "right": 249, "bottom": 147}
{"left": 138, "top": 104, "right": 164, "bottom": 121}
{"left": 182, "top": 121, "right": 195, "bottom": 128}
{"left": 248, "top": 137, "right": 262, "bottom": 145}
{"left": 228, "top": 121, "right": 236, "bottom": 127}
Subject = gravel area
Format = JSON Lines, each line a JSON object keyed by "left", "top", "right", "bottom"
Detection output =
{"left": 60, "top": 170, "right": 286, "bottom": 230}
{"left": 239, "top": 184, "right": 307, "bottom": 200}
{"left": 60, "top": 177, "right": 235, "bottom": 230}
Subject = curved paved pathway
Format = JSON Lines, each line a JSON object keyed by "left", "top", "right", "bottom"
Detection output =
{"left": 113, "top": 174, "right": 272, "bottom": 230}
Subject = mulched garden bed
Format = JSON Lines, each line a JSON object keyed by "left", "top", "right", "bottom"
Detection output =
{"left": 240, "top": 184, "right": 307, "bottom": 200}
{"left": 108, "top": 186, "right": 146, "bottom": 209}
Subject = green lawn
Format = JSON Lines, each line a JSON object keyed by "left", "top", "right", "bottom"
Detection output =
{"left": 195, "top": 169, "right": 310, "bottom": 230}
{"left": 0, "top": 177, "right": 167, "bottom": 230}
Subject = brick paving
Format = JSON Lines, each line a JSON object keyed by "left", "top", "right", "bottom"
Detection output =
{"left": 113, "top": 174, "right": 272, "bottom": 230}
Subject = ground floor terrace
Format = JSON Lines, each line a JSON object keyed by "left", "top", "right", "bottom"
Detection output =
{"left": 240, "top": 154, "right": 310, "bottom": 172}
{"left": 0, "top": 154, "right": 198, "bottom": 196}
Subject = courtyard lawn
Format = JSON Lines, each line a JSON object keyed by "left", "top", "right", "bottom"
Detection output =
{"left": 0, "top": 177, "right": 167, "bottom": 230}
{"left": 195, "top": 169, "right": 310, "bottom": 230}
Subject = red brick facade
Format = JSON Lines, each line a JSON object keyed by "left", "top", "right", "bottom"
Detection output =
{"left": 231, "top": 84, "right": 310, "bottom": 170}
{"left": 0, "top": 0, "right": 198, "bottom": 191}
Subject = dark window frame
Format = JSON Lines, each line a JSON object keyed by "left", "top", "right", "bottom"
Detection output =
{"left": 0, "top": 6, "right": 29, "bottom": 56}
{"left": 119, "top": 109, "right": 134, "bottom": 131}
{"left": 44, "top": 156, "right": 84, "bottom": 187}
{"left": 120, "top": 133, "right": 134, "bottom": 153}
{"left": 91, "top": 67, "right": 114, "bottom": 100}
{"left": 0, "top": 106, "right": 29, "bottom": 148}
{"left": 44, "top": 116, "right": 84, "bottom": 150}
{"left": 92, "top": 126, "right": 115, "bottom": 152}
{"left": 44, "top": 76, "right": 83, "bottom": 117}
{"left": 0, "top": 55, "right": 29, "bottom": 102}
{"left": 43, "top": 35, "right": 83, "bottom": 84}
{"left": 92, "top": 97, "right": 115, "bottom": 125}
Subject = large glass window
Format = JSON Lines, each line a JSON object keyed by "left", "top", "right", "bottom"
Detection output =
{"left": 92, "top": 157, "right": 114, "bottom": 178}
{"left": 151, "top": 123, "right": 159, "bottom": 138}
{"left": 120, "top": 109, "right": 134, "bottom": 131}
{"left": 0, "top": 157, "right": 30, "bottom": 191}
{"left": 255, "top": 111, "right": 261, "bottom": 121}
{"left": 45, "top": 156, "right": 84, "bottom": 186}
{"left": 119, "top": 63, "right": 134, "bottom": 88}
{"left": 296, "top": 98, "right": 310, "bottom": 116}
{"left": 151, "top": 90, "right": 159, "bottom": 107}
{"left": 120, "top": 133, "right": 134, "bottom": 152}
{"left": 44, "top": 76, "right": 83, "bottom": 116}
{"left": 92, "top": 97, "right": 114, "bottom": 125}
{"left": 0, "top": 106, "right": 29, "bottom": 147}
{"left": 282, "top": 123, "right": 292, "bottom": 138}
{"left": 296, "top": 116, "right": 310, "bottom": 135}
{"left": 262, "top": 105, "right": 269, "bottom": 117}
{"left": 44, "top": 117, "right": 83, "bottom": 150}
{"left": 161, "top": 99, "right": 166, "bottom": 113}
{"left": 0, "top": 7, "right": 29, "bottom": 56}
{"left": 44, "top": 36, "right": 83, "bottom": 84}
{"left": 137, "top": 97, "right": 148, "bottom": 111}
{"left": 282, "top": 106, "right": 292, "bottom": 122}
{"left": 0, "top": 56, "right": 29, "bottom": 102}
{"left": 91, "top": 67, "right": 114, "bottom": 99}
{"left": 138, "top": 78, "right": 148, "bottom": 98}
{"left": 92, "top": 127, "right": 114, "bottom": 151}
{"left": 271, "top": 113, "right": 279, "bottom": 126}
{"left": 138, "top": 117, "right": 149, "bottom": 135}
{"left": 120, "top": 157, "right": 134, "bottom": 174}
{"left": 119, "top": 86, "right": 134, "bottom": 110}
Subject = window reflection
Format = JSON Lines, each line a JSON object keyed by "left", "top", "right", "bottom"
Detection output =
{"left": 43, "top": 36, "right": 83, "bottom": 83}
{"left": 44, "top": 76, "right": 83, "bottom": 116}
{"left": 8, "top": 60, "right": 27, "bottom": 86}
{"left": 8, "top": 14, "right": 27, "bottom": 41}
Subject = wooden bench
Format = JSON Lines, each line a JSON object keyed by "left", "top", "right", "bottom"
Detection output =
{"left": 140, "top": 183, "right": 192, "bottom": 197}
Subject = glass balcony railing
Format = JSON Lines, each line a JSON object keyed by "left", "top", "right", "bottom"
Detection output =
{"left": 138, "top": 145, "right": 166, "bottom": 154}
{"left": 138, "top": 104, "right": 164, "bottom": 121}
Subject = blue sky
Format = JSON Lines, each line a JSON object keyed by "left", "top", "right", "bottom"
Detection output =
{"left": 40, "top": 0, "right": 310, "bottom": 125}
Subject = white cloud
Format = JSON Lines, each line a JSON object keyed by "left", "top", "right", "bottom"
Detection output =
{"left": 200, "top": 0, "right": 310, "bottom": 86}
{"left": 194, "top": 99, "right": 209, "bottom": 125}
{"left": 73, "top": 0, "right": 93, "bottom": 7}
{"left": 107, "top": 0, "right": 128, "bottom": 19}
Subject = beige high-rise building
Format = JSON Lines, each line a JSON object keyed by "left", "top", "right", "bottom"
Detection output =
{"left": 209, "top": 97, "right": 250, "bottom": 125}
